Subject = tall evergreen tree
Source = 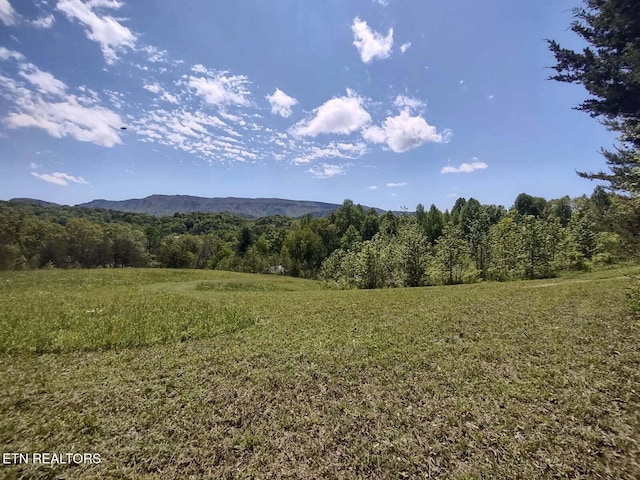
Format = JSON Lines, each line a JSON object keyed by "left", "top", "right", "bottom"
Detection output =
{"left": 548, "top": 0, "right": 640, "bottom": 193}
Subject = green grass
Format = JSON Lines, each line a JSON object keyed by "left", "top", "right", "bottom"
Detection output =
{"left": 1, "top": 267, "right": 639, "bottom": 478}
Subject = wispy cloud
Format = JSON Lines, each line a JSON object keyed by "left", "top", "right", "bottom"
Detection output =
{"left": 31, "top": 171, "right": 89, "bottom": 186}
{"left": 143, "top": 82, "right": 178, "bottom": 104}
{"left": 0, "top": 52, "right": 124, "bottom": 147}
{"left": 56, "top": 0, "right": 136, "bottom": 64}
{"left": 19, "top": 64, "right": 67, "bottom": 96}
{"left": 292, "top": 141, "right": 366, "bottom": 165}
{"left": 186, "top": 70, "right": 251, "bottom": 107}
{"left": 351, "top": 17, "right": 393, "bottom": 63}
{"left": 441, "top": 158, "right": 488, "bottom": 174}
{"left": 134, "top": 108, "right": 259, "bottom": 163}
{"left": 367, "top": 185, "right": 378, "bottom": 190}
{"left": 0, "top": 0, "right": 17, "bottom": 25}
{"left": 31, "top": 14, "right": 55, "bottom": 29}
{"left": 393, "top": 95, "right": 424, "bottom": 112}
{"left": 306, "top": 163, "right": 346, "bottom": 179}
{"left": 386, "top": 181, "right": 407, "bottom": 187}
{"left": 0, "top": 46, "right": 24, "bottom": 61}
{"left": 399, "top": 42, "right": 412, "bottom": 54}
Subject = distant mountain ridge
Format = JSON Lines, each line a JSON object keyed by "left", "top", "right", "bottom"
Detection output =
{"left": 75, "top": 195, "right": 364, "bottom": 218}
{"left": 8, "top": 195, "right": 389, "bottom": 218}
{"left": 9, "top": 198, "right": 61, "bottom": 207}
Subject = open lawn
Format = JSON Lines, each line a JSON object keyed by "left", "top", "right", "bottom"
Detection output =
{"left": 1, "top": 268, "right": 639, "bottom": 479}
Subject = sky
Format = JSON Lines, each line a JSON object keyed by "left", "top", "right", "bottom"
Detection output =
{"left": 0, "top": 0, "right": 619, "bottom": 211}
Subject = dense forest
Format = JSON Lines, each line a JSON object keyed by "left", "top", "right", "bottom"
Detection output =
{"left": 1, "top": 188, "right": 638, "bottom": 288}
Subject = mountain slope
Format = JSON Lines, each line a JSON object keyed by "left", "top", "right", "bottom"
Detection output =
{"left": 9, "top": 198, "right": 61, "bottom": 207}
{"left": 77, "top": 195, "right": 347, "bottom": 218}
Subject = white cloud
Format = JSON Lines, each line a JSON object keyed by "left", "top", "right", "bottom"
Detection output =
{"left": 141, "top": 45, "right": 167, "bottom": 63}
{"left": 161, "top": 91, "right": 178, "bottom": 104}
{"left": 31, "top": 171, "right": 89, "bottom": 186}
{"left": 56, "top": 0, "right": 136, "bottom": 64}
{"left": 393, "top": 95, "right": 424, "bottom": 112}
{"left": 306, "top": 163, "right": 346, "bottom": 179}
{"left": 446, "top": 193, "right": 459, "bottom": 198}
{"left": 386, "top": 182, "right": 407, "bottom": 187}
{"left": 19, "top": 64, "right": 67, "bottom": 96}
{"left": 0, "top": 0, "right": 17, "bottom": 25}
{"left": 291, "top": 90, "right": 371, "bottom": 137}
{"left": 367, "top": 185, "right": 378, "bottom": 190}
{"left": 399, "top": 42, "right": 411, "bottom": 54}
{"left": 7, "top": 97, "right": 123, "bottom": 147}
{"left": 363, "top": 110, "right": 449, "bottom": 153}
{"left": 292, "top": 141, "right": 366, "bottom": 165}
{"left": 133, "top": 108, "right": 260, "bottom": 163}
{"left": 187, "top": 72, "right": 251, "bottom": 107}
{"left": 351, "top": 17, "right": 393, "bottom": 63}
{"left": 1, "top": 61, "right": 123, "bottom": 147}
{"left": 191, "top": 64, "right": 208, "bottom": 74}
{"left": 29, "top": 162, "right": 40, "bottom": 170}
{"left": 266, "top": 88, "right": 297, "bottom": 118}
{"left": 0, "top": 46, "right": 24, "bottom": 61}
{"left": 142, "top": 83, "right": 178, "bottom": 103}
{"left": 440, "top": 158, "right": 488, "bottom": 174}
{"left": 143, "top": 83, "right": 161, "bottom": 94}
{"left": 373, "top": 0, "right": 389, "bottom": 5}
{"left": 31, "top": 14, "right": 55, "bottom": 28}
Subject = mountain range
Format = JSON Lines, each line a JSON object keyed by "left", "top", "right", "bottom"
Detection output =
{"left": 9, "top": 195, "right": 386, "bottom": 218}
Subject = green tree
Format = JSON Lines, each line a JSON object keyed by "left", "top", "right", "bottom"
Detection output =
{"left": 514, "top": 193, "right": 546, "bottom": 218}
{"left": 424, "top": 204, "right": 444, "bottom": 244}
{"left": 356, "top": 238, "right": 386, "bottom": 289}
{"left": 340, "top": 224, "right": 362, "bottom": 251}
{"left": 450, "top": 197, "right": 467, "bottom": 226}
{"left": 379, "top": 211, "right": 398, "bottom": 236}
{"left": 434, "top": 223, "right": 467, "bottom": 285}
{"left": 105, "top": 224, "right": 149, "bottom": 267}
{"left": 311, "top": 217, "right": 340, "bottom": 254}
{"left": 65, "top": 218, "right": 105, "bottom": 267}
{"left": 235, "top": 226, "right": 255, "bottom": 257}
{"left": 519, "top": 215, "right": 552, "bottom": 279}
{"left": 331, "top": 199, "right": 365, "bottom": 237}
{"left": 548, "top": 0, "right": 640, "bottom": 193}
{"left": 568, "top": 207, "right": 598, "bottom": 260}
{"left": 282, "top": 225, "right": 324, "bottom": 277}
{"left": 459, "top": 198, "right": 482, "bottom": 234}
{"left": 397, "top": 222, "right": 430, "bottom": 287}
{"left": 488, "top": 215, "right": 523, "bottom": 281}
{"left": 549, "top": 196, "right": 573, "bottom": 227}
{"left": 466, "top": 208, "right": 492, "bottom": 279}
{"left": 0, "top": 207, "right": 28, "bottom": 269}
{"left": 360, "top": 208, "right": 380, "bottom": 241}
{"left": 157, "top": 235, "right": 202, "bottom": 268}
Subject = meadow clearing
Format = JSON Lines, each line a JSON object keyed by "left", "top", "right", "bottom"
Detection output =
{"left": 1, "top": 267, "right": 639, "bottom": 479}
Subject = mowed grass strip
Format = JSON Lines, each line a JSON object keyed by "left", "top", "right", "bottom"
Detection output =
{"left": 0, "top": 268, "right": 639, "bottom": 479}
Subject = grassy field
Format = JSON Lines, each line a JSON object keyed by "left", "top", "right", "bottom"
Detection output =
{"left": 1, "top": 267, "right": 639, "bottom": 479}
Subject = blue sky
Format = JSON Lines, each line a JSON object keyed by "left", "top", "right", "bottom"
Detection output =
{"left": 0, "top": 0, "right": 617, "bottom": 211}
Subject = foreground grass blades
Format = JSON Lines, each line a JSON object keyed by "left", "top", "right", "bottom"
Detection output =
{"left": 1, "top": 268, "right": 639, "bottom": 478}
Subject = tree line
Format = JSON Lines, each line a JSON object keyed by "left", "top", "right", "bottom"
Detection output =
{"left": 1, "top": 188, "right": 637, "bottom": 288}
